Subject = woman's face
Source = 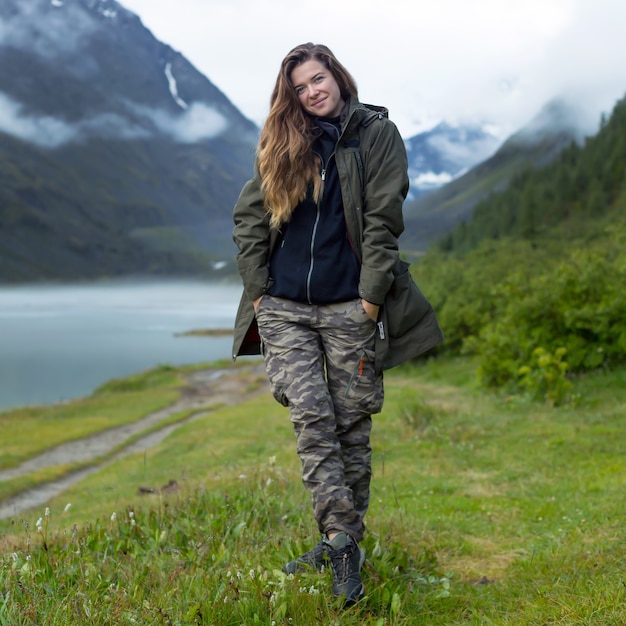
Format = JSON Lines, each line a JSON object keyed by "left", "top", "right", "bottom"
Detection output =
{"left": 290, "top": 59, "right": 345, "bottom": 118}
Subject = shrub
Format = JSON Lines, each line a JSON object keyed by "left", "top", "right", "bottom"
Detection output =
{"left": 517, "top": 347, "right": 573, "bottom": 406}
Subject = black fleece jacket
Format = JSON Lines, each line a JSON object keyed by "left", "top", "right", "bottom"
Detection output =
{"left": 267, "top": 117, "right": 361, "bottom": 304}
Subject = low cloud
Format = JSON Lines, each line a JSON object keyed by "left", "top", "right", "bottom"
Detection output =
{"left": 426, "top": 133, "right": 500, "bottom": 166}
{"left": 0, "top": 93, "right": 77, "bottom": 147}
{"left": 0, "top": 1, "right": 97, "bottom": 62}
{"left": 0, "top": 92, "right": 226, "bottom": 148}
{"left": 140, "top": 102, "right": 228, "bottom": 143}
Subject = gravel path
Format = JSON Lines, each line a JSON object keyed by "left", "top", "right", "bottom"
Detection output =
{"left": 0, "top": 363, "right": 267, "bottom": 520}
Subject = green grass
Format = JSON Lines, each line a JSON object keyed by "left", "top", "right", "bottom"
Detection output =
{"left": 1, "top": 358, "right": 626, "bottom": 624}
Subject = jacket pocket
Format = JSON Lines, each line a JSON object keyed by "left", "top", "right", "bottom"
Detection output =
{"left": 385, "top": 260, "right": 431, "bottom": 338}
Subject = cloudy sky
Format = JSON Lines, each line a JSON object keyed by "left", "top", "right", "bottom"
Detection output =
{"left": 122, "top": 0, "right": 625, "bottom": 138}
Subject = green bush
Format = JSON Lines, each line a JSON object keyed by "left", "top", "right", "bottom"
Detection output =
{"left": 517, "top": 347, "right": 573, "bottom": 406}
{"left": 476, "top": 246, "right": 626, "bottom": 395}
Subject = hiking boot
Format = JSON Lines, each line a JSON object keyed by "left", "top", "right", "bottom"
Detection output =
{"left": 282, "top": 539, "right": 326, "bottom": 574}
{"left": 324, "top": 532, "right": 365, "bottom": 606}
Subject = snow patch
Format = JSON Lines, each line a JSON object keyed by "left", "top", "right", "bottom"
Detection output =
{"left": 164, "top": 63, "right": 188, "bottom": 110}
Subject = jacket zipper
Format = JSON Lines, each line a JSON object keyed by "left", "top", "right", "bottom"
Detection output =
{"left": 305, "top": 167, "right": 325, "bottom": 303}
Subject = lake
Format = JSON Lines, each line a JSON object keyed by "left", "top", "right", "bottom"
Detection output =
{"left": 0, "top": 280, "right": 245, "bottom": 411}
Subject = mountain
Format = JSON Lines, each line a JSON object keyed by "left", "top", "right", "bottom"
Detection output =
{"left": 404, "top": 122, "right": 501, "bottom": 200}
{"left": 0, "top": 0, "right": 258, "bottom": 283}
{"left": 400, "top": 99, "right": 590, "bottom": 255}
{"left": 438, "top": 93, "right": 626, "bottom": 255}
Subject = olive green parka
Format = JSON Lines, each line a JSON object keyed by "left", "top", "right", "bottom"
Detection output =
{"left": 232, "top": 97, "right": 443, "bottom": 371}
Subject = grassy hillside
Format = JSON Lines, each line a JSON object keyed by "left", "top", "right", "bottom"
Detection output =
{"left": 1, "top": 358, "right": 625, "bottom": 624}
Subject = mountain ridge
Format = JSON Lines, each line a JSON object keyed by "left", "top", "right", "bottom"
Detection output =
{"left": 0, "top": 0, "right": 259, "bottom": 282}
{"left": 400, "top": 98, "right": 589, "bottom": 254}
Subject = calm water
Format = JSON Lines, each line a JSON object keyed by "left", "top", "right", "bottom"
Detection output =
{"left": 0, "top": 280, "right": 244, "bottom": 411}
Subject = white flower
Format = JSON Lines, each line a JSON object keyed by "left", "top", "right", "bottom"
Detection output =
{"left": 45, "top": 507, "right": 50, "bottom": 517}
{"left": 110, "top": 512, "right": 117, "bottom": 522}
{"left": 36, "top": 518, "right": 43, "bottom": 532}
{"left": 249, "top": 569, "right": 255, "bottom": 580}
{"left": 64, "top": 503, "right": 72, "bottom": 512}
{"left": 129, "top": 511, "right": 134, "bottom": 519}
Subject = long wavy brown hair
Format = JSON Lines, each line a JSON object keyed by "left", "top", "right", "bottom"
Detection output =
{"left": 258, "top": 43, "right": 358, "bottom": 228}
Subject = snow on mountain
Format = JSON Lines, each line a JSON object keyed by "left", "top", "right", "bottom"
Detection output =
{"left": 405, "top": 121, "right": 503, "bottom": 199}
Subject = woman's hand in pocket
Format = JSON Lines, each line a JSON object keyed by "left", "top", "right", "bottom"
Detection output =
{"left": 361, "top": 299, "right": 380, "bottom": 322}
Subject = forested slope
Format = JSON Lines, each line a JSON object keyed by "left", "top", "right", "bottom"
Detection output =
{"left": 413, "top": 95, "right": 626, "bottom": 404}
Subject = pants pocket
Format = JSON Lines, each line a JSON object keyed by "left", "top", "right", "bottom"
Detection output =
{"left": 345, "top": 347, "right": 384, "bottom": 415}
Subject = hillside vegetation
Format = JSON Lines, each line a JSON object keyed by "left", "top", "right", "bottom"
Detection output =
{"left": 412, "top": 94, "right": 626, "bottom": 404}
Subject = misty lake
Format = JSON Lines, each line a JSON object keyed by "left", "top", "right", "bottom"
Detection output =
{"left": 0, "top": 280, "right": 245, "bottom": 411}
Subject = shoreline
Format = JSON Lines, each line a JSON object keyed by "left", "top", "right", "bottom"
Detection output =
{"left": 0, "top": 362, "right": 267, "bottom": 520}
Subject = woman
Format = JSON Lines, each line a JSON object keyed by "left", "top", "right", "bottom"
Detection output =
{"left": 232, "top": 42, "right": 443, "bottom": 606}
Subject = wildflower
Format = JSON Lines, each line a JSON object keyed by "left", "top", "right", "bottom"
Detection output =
{"left": 249, "top": 569, "right": 255, "bottom": 580}
{"left": 110, "top": 512, "right": 117, "bottom": 522}
{"left": 12, "top": 553, "right": 18, "bottom": 562}
{"left": 64, "top": 503, "right": 72, "bottom": 512}
{"left": 266, "top": 478, "right": 273, "bottom": 487}
{"left": 129, "top": 511, "right": 134, "bottom": 519}
{"left": 268, "top": 455, "right": 277, "bottom": 466}
{"left": 45, "top": 507, "right": 50, "bottom": 517}
{"left": 36, "top": 518, "right": 43, "bottom": 533}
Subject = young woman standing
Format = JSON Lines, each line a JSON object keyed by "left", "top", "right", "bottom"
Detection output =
{"left": 233, "top": 42, "right": 442, "bottom": 607}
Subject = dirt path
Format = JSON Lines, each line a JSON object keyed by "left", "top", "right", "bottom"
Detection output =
{"left": 0, "top": 363, "right": 268, "bottom": 520}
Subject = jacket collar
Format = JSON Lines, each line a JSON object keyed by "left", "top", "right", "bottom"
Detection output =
{"left": 340, "top": 96, "right": 388, "bottom": 136}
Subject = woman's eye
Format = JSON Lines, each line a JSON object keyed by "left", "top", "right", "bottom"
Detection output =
{"left": 295, "top": 86, "right": 304, "bottom": 95}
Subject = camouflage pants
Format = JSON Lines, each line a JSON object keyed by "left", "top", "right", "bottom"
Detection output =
{"left": 255, "top": 295, "right": 384, "bottom": 542}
